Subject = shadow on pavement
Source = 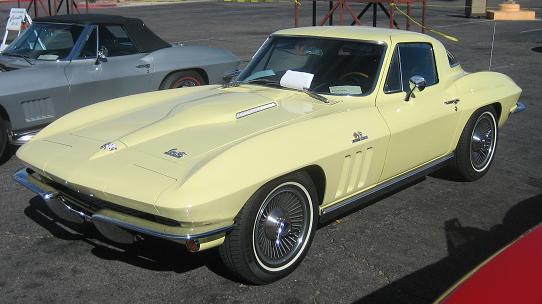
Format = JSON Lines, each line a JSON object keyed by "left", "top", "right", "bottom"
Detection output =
{"left": 355, "top": 193, "right": 542, "bottom": 304}
{"left": 23, "top": 196, "right": 240, "bottom": 282}
{"left": 0, "top": 145, "right": 18, "bottom": 166}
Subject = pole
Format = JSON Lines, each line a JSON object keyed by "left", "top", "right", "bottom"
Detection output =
{"left": 312, "top": 0, "right": 316, "bottom": 26}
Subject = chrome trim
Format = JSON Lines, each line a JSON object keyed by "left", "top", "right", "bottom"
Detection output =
{"left": 320, "top": 153, "right": 454, "bottom": 223}
{"left": 91, "top": 213, "right": 233, "bottom": 241}
{"left": 13, "top": 168, "right": 57, "bottom": 200}
{"left": 511, "top": 102, "right": 527, "bottom": 114}
{"left": 9, "top": 129, "right": 40, "bottom": 145}
{"left": 13, "top": 168, "right": 234, "bottom": 242}
{"left": 236, "top": 102, "right": 277, "bottom": 119}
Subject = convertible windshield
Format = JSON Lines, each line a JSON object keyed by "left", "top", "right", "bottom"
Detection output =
{"left": 3, "top": 23, "right": 84, "bottom": 60}
{"left": 238, "top": 36, "right": 385, "bottom": 96}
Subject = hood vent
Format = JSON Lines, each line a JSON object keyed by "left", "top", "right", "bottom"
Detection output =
{"left": 235, "top": 102, "right": 277, "bottom": 119}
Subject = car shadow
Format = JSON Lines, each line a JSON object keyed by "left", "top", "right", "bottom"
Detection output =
{"left": 0, "top": 145, "right": 18, "bottom": 166}
{"left": 23, "top": 196, "right": 241, "bottom": 282}
{"left": 354, "top": 193, "right": 542, "bottom": 304}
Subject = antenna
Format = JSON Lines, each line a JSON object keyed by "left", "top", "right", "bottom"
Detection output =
{"left": 489, "top": 21, "right": 497, "bottom": 71}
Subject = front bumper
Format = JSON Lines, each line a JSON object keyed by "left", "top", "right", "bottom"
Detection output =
{"left": 510, "top": 101, "right": 527, "bottom": 114}
{"left": 13, "top": 168, "right": 233, "bottom": 248}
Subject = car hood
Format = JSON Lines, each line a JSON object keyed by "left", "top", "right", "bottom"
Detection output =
{"left": 18, "top": 85, "right": 332, "bottom": 211}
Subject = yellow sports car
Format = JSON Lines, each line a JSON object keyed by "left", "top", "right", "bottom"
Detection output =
{"left": 14, "top": 26, "right": 524, "bottom": 284}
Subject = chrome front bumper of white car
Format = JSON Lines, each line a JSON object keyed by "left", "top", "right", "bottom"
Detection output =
{"left": 13, "top": 168, "right": 233, "bottom": 251}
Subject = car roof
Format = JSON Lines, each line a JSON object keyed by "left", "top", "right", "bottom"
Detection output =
{"left": 33, "top": 14, "right": 171, "bottom": 53}
{"left": 34, "top": 14, "right": 136, "bottom": 25}
{"left": 273, "top": 26, "right": 430, "bottom": 43}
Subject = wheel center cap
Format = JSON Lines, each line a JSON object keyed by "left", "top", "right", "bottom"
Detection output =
{"left": 264, "top": 209, "right": 291, "bottom": 240}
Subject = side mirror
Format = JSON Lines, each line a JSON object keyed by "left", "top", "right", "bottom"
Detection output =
{"left": 405, "top": 75, "right": 427, "bottom": 101}
{"left": 94, "top": 46, "right": 109, "bottom": 65}
{"left": 223, "top": 69, "right": 242, "bottom": 83}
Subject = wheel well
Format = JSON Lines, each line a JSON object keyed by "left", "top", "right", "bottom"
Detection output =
{"left": 300, "top": 165, "right": 326, "bottom": 205}
{"left": 489, "top": 102, "right": 502, "bottom": 120}
{"left": 0, "top": 105, "right": 10, "bottom": 122}
{"left": 160, "top": 68, "right": 209, "bottom": 88}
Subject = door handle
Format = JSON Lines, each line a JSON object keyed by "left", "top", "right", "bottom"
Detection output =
{"left": 136, "top": 64, "right": 150, "bottom": 69}
{"left": 444, "top": 98, "right": 460, "bottom": 105}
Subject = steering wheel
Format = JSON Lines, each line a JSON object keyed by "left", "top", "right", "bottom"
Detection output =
{"left": 338, "top": 71, "right": 369, "bottom": 81}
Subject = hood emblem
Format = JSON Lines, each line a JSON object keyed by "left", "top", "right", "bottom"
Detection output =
{"left": 236, "top": 102, "right": 277, "bottom": 119}
{"left": 352, "top": 131, "right": 368, "bottom": 143}
{"left": 165, "top": 148, "right": 188, "bottom": 159}
{"left": 100, "top": 142, "right": 118, "bottom": 151}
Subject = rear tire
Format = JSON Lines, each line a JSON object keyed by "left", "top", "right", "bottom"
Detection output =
{"left": 450, "top": 106, "right": 498, "bottom": 181}
{"left": 159, "top": 70, "right": 206, "bottom": 90}
{"left": 219, "top": 171, "right": 318, "bottom": 284}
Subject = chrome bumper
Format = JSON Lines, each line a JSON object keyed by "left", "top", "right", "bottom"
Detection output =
{"left": 13, "top": 168, "right": 233, "bottom": 246}
{"left": 9, "top": 129, "right": 40, "bottom": 145}
{"left": 510, "top": 102, "right": 527, "bottom": 114}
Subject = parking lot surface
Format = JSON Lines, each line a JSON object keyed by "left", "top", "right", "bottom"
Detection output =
{"left": 1, "top": 1, "right": 541, "bottom": 303}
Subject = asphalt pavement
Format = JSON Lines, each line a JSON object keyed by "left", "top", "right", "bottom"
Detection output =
{"left": 1, "top": 1, "right": 541, "bottom": 303}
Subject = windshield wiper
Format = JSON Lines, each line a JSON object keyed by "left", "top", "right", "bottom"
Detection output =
{"left": 2, "top": 52, "right": 34, "bottom": 65}
{"left": 245, "top": 78, "right": 282, "bottom": 87}
{"left": 302, "top": 88, "right": 329, "bottom": 104}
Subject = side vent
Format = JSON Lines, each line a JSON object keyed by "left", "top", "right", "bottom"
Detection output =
{"left": 22, "top": 98, "right": 55, "bottom": 122}
{"left": 335, "top": 147, "right": 374, "bottom": 198}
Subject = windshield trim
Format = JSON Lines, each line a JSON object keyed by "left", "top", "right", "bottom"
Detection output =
{"left": 4, "top": 22, "right": 88, "bottom": 62}
{"left": 240, "top": 35, "right": 388, "bottom": 98}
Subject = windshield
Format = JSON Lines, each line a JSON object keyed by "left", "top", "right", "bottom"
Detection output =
{"left": 238, "top": 36, "right": 386, "bottom": 96}
{"left": 3, "top": 23, "right": 84, "bottom": 60}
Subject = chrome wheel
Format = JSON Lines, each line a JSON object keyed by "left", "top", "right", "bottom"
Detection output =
{"left": 252, "top": 182, "right": 312, "bottom": 271}
{"left": 470, "top": 112, "right": 497, "bottom": 172}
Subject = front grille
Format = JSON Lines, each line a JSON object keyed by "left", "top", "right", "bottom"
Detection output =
{"left": 49, "top": 180, "right": 180, "bottom": 227}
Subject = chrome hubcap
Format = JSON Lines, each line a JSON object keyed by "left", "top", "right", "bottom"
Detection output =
{"left": 176, "top": 80, "right": 197, "bottom": 88}
{"left": 254, "top": 186, "right": 309, "bottom": 267}
{"left": 470, "top": 114, "right": 495, "bottom": 171}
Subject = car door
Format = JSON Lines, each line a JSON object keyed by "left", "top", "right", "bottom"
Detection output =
{"left": 64, "top": 24, "right": 154, "bottom": 111}
{"left": 376, "top": 41, "right": 461, "bottom": 181}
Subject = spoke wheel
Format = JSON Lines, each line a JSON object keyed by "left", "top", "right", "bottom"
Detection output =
{"left": 219, "top": 172, "right": 318, "bottom": 284}
{"left": 253, "top": 183, "right": 311, "bottom": 270}
{"left": 470, "top": 113, "right": 496, "bottom": 172}
{"left": 450, "top": 107, "right": 498, "bottom": 181}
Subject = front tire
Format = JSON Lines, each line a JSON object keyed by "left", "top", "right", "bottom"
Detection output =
{"left": 451, "top": 106, "right": 498, "bottom": 181}
{"left": 159, "top": 70, "right": 205, "bottom": 90}
{"left": 0, "top": 119, "right": 8, "bottom": 160}
{"left": 219, "top": 172, "right": 318, "bottom": 284}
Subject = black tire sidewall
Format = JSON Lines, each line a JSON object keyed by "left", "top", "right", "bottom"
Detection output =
{"left": 159, "top": 70, "right": 205, "bottom": 90}
{"left": 232, "top": 172, "right": 319, "bottom": 284}
{"left": 0, "top": 119, "right": 8, "bottom": 159}
{"left": 454, "top": 107, "right": 498, "bottom": 181}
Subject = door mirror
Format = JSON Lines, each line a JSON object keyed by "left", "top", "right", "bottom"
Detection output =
{"left": 405, "top": 75, "right": 427, "bottom": 101}
{"left": 95, "top": 46, "right": 108, "bottom": 65}
{"left": 223, "top": 69, "right": 242, "bottom": 83}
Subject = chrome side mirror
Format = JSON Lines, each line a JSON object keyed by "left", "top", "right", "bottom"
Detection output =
{"left": 223, "top": 69, "right": 242, "bottom": 83}
{"left": 405, "top": 75, "right": 427, "bottom": 101}
{"left": 95, "top": 46, "right": 108, "bottom": 65}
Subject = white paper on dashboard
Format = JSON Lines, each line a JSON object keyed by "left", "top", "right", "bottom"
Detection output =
{"left": 280, "top": 70, "right": 314, "bottom": 91}
{"left": 329, "top": 86, "right": 362, "bottom": 95}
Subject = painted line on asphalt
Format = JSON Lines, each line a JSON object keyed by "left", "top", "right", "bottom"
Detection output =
{"left": 520, "top": 27, "right": 542, "bottom": 34}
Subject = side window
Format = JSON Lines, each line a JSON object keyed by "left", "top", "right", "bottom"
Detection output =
{"left": 98, "top": 25, "right": 138, "bottom": 57}
{"left": 398, "top": 43, "right": 438, "bottom": 89}
{"left": 447, "top": 50, "right": 459, "bottom": 67}
{"left": 78, "top": 28, "right": 96, "bottom": 59}
{"left": 384, "top": 48, "right": 402, "bottom": 93}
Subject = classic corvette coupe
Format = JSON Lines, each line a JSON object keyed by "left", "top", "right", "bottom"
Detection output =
{"left": 14, "top": 26, "right": 525, "bottom": 284}
{"left": 0, "top": 14, "right": 239, "bottom": 158}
